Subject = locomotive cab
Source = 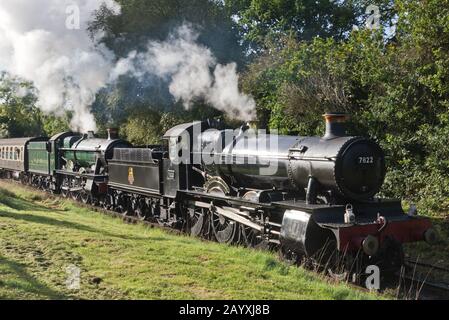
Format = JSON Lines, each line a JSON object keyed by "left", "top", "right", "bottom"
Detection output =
{"left": 162, "top": 120, "right": 223, "bottom": 197}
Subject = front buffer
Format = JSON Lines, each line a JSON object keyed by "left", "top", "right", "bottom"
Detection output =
{"left": 279, "top": 200, "right": 435, "bottom": 270}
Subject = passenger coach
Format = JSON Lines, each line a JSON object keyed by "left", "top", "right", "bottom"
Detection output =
{"left": 0, "top": 137, "right": 47, "bottom": 178}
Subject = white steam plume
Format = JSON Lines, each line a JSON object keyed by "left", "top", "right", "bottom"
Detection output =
{"left": 114, "top": 25, "right": 256, "bottom": 121}
{"left": 0, "top": 0, "right": 121, "bottom": 132}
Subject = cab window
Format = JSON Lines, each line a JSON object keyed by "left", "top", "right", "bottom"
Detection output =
{"left": 169, "top": 137, "right": 179, "bottom": 161}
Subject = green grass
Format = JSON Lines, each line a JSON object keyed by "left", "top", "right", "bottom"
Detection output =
{"left": 0, "top": 181, "right": 381, "bottom": 300}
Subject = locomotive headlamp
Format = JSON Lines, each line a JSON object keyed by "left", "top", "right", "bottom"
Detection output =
{"left": 362, "top": 235, "right": 379, "bottom": 256}
{"left": 424, "top": 228, "right": 438, "bottom": 245}
{"left": 344, "top": 204, "right": 356, "bottom": 224}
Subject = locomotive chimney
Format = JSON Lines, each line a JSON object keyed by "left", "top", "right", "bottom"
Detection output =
{"left": 87, "top": 131, "right": 95, "bottom": 139}
{"left": 323, "top": 113, "right": 349, "bottom": 140}
{"left": 107, "top": 128, "right": 119, "bottom": 140}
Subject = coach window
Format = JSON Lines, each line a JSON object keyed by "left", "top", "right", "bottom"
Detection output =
{"left": 21, "top": 147, "right": 24, "bottom": 161}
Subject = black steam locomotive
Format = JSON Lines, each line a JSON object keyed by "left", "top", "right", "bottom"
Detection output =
{"left": 0, "top": 114, "right": 436, "bottom": 271}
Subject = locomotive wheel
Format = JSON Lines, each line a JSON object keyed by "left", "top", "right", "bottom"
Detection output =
{"left": 189, "top": 207, "right": 206, "bottom": 237}
{"left": 71, "top": 191, "right": 80, "bottom": 201}
{"left": 204, "top": 177, "right": 231, "bottom": 196}
{"left": 239, "top": 191, "right": 267, "bottom": 248}
{"left": 240, "top": 225, "right": 266, "bottom": 249}
{"left": 205, "top": 178, "right": 238, "bottom": 244}
{"left": 132, "top": 198, "right": 147, "bottom": 221}
{"left": 61, "top": 178, "right": 70, "bottom": 198}
{"left": 102, "top": 193, "right": 114, "bottom": 210}
{"left": 61, "top": 188, "right": 69, "bottom": 198}
{"left": 210, "top": 205, "right": 238, "bottom": 244}
{"left": 116, "top": 194, "right": 131, "bottom": 216}
{"left": 116, "top": 205, "right": 130, "bottom": 216}
{"left": 80, "top": 191, "right": 91, "bottom": 204}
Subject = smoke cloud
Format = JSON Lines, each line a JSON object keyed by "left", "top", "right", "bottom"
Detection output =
{"left": 0, "top": 0, "right": 121, "bottom": 132}
{"left": 114, "top": 25, "right": 256, "bottom": 121}
{"left": 0, "top": 2, "right": 255, "bottom": 133}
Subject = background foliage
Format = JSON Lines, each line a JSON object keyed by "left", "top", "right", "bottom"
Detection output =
{"left": 0, "top": 0, "right": 448, "bottom": 213}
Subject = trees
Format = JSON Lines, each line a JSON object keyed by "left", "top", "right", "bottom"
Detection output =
{"left": 241, "top": 1, "right": 449, "bottom": 213}
{"left": 0, "top": 74, "right": 43, "bottom": 138}
{"left": 0, "top": 73, "right": 71, "bottom": 138}
{"left": 225, "top": 0, "right": 396, "bottom": 50}
{"left": 90, "top": 0, "right": 243, "bottom": 64}
{"left": 226, "top": 0, "right": 356, "bottom": 44}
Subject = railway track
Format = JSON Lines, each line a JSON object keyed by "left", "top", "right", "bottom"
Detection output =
{"left": 4, "top": 180, "right": 449, "bottom": 300}
{"left": 397, "top": 259, "right": 449, "bottom": 299}
{"left": 404, "top": 259, "right": 449, "bottom": 274}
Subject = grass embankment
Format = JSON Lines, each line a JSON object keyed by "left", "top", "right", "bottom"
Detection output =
{"left": 0, "top": 180, "right": 380, "bottom": 300}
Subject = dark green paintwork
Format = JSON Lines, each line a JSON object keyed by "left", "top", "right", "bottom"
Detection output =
{"left": 28, "top": 142, "right": 50, "bottom": 174}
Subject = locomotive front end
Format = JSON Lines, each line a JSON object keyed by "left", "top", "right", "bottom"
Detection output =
{"left": 279, "top": 200, "right": 436, "bottom": 270}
